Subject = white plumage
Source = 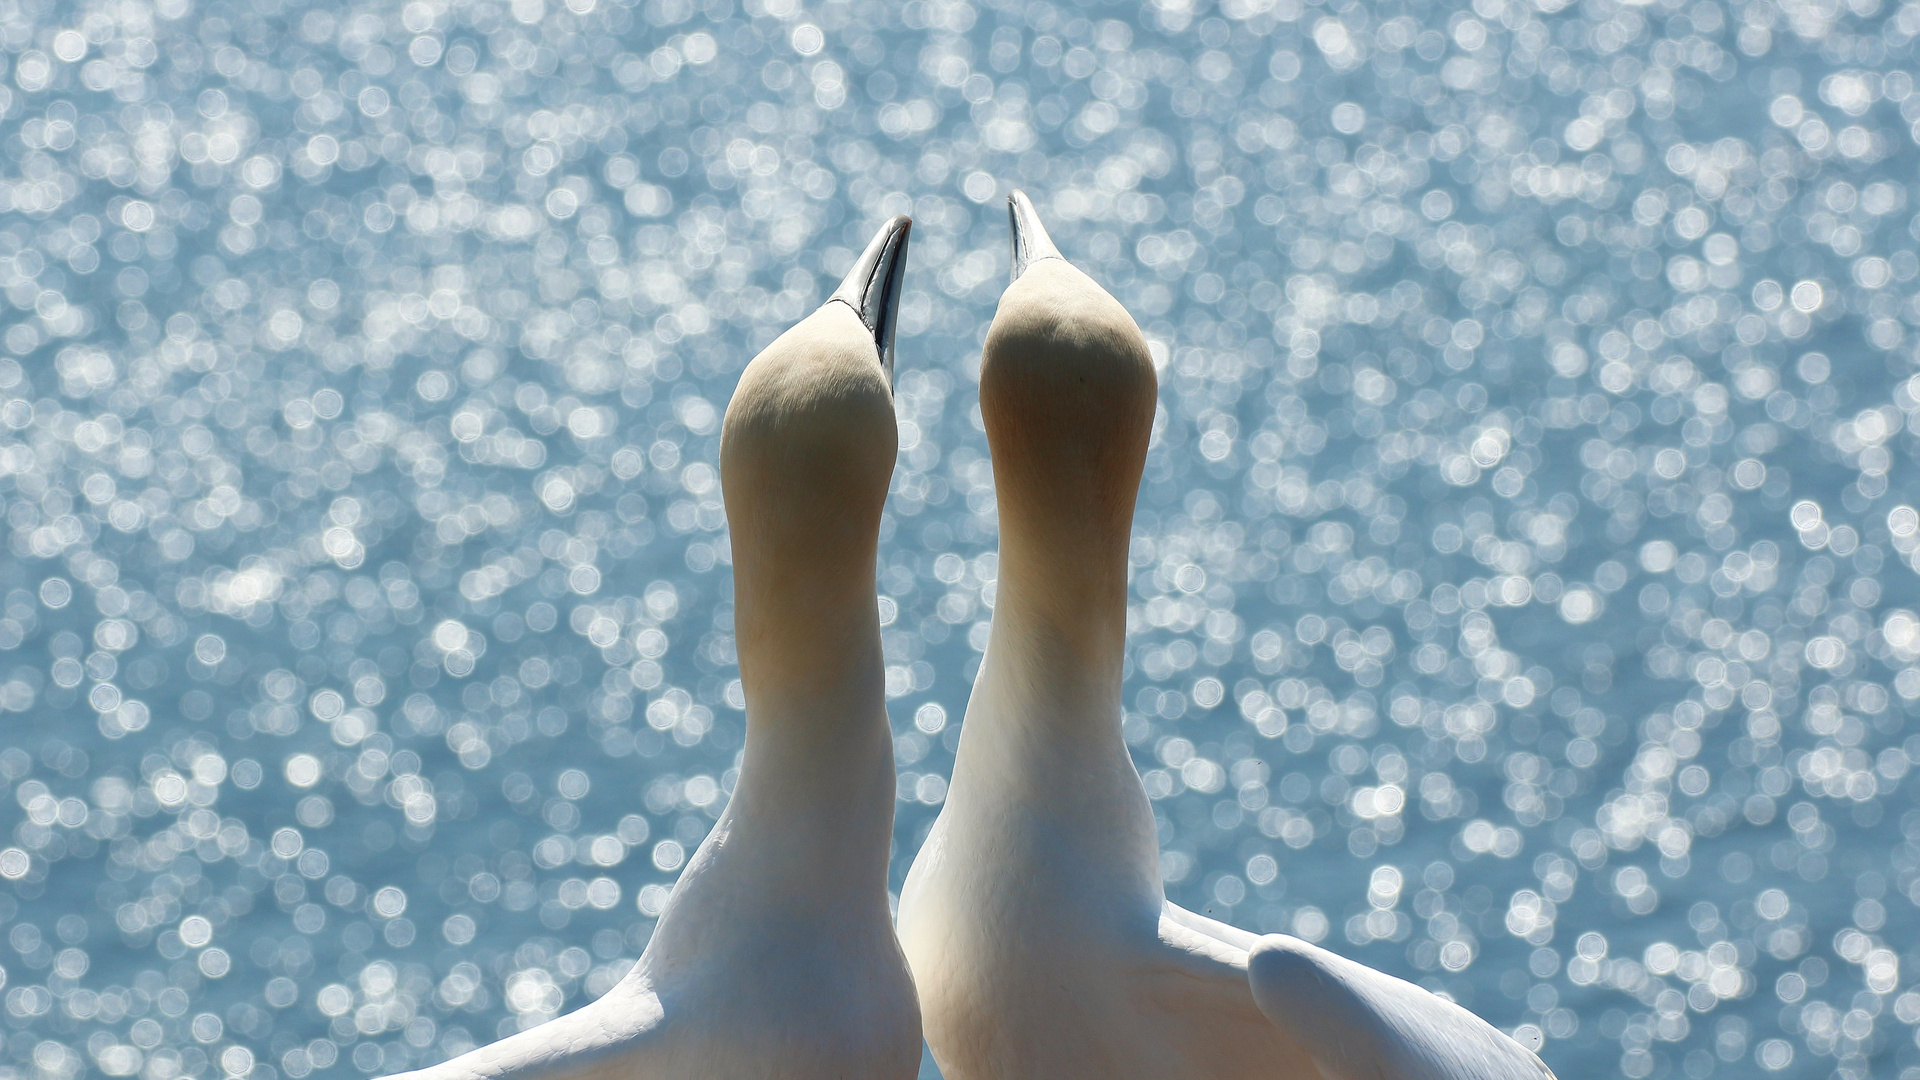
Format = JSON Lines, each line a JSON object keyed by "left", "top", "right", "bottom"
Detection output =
{"left": 898, "top": 192, "right": 1557, "bottom": 1080}
{"left": 385, "top": 216, "right": 922, "bottom": 1080}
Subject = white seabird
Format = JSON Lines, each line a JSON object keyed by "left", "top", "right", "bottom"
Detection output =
{"left": 897, "top": 192, "right": 1555, "bottom": 1080}
{"left": 388, "top": 215, "right": 922, "bottom": 1080}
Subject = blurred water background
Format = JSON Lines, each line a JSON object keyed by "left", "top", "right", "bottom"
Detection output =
{"left": 0, "top": 0, "right": 1918, "bottom": 1076}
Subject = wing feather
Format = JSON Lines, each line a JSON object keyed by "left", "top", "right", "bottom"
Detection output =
{"left": 1162, "top": 901, "right": 1260, "bottom": 953}
{"left": 1130, "top": 911, "right": 1319, "bottom": 1077}
{"left": 1246, "top": 936, "right": 1556, "bottom": 1080}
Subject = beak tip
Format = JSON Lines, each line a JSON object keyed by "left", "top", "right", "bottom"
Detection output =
{"left": 830, "top": 215, "right": 913, "bottom": 382}
{"left": 1007, "top": 189, "right": 1059, "bottom": 284}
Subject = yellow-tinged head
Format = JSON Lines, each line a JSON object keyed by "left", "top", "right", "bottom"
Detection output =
{"left": 982, "top": 192, "right": 1157, "bottom": 546}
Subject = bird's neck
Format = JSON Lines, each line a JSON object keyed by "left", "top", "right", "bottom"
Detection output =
{"left": 980, "top": 484, "right": 1139, "bottom": 718}
{"left": 984, "top": 533, "right": 1130, "bottom": 728}
{"left": 642, "top": 582, "right": 896, "bottom": 976}
{"left": 723, "top": 566, "right": 896, "bottom": 896}
{"left": 948, "top": 519, "right": 1164, "bottom": 901}
{"left": 975, "top": 516, "right": 1149, "bottom": 752}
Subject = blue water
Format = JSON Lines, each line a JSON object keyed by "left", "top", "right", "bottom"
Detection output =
{"left": 0, "top": 0, "right": 1917, "bottom": 1078}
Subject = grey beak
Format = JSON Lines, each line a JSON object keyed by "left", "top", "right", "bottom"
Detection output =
{"left": 829, "top": 214, "right": 912, "bottom": 381}
{"left": 1008, "top": 190, "right": 1063, "bottom": 283}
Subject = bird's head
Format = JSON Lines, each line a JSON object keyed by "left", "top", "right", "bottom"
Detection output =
{"left": 720, "top": 216, "right": 911, "bottom": 572}
{"left": 980, "top": 192, "right": 1157, "bottom": 538}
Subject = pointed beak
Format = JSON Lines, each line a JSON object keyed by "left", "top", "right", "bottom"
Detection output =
{"left": 1008, "top": 190, "right": 1063, "bottom": 283}
{"left": 829, "top": 214, "right": 912, "bottom": 382}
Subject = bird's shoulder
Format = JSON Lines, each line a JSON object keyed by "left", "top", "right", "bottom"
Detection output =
{"left": 380, "top": 985, "right": 670, "bottom": 1080}
{"left": 1246, "top": 935, "right": 1558, "bottom": 1080}
{"left": 1108, "top": 905, "right": 1320, "bottom": 1076}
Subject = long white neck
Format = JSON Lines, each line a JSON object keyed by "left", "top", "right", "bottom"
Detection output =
{"left": 979, "top": 515, "right": 1130, "bottom": 741}
{"left": 725, "top": 566, "right": 895, "bottom": 894}
{"left": 649, "top": 306, "right": 901, "bottom": 955}
{"left": 639, "top": 495, "right": 897, "bottom": 988}
{"left": 948, "top": 456, "right": 1163, "bottom": 906}
{"left": 942, "top": 258, "right": 1167, "bottom": 905}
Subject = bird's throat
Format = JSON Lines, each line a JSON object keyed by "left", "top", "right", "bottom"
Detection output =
{"left": 726, "top": 581, "right": 898, "bottom": 887}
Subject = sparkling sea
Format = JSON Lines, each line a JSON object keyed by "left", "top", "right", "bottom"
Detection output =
{"left": 0, "top": 0, "right": 1918, "bottom": 1076}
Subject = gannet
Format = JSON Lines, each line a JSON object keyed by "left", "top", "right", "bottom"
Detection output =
{"left": 897, "top": 193, "right": 1554, "bottom": 1080}
{"left": 389, "top": 216, "right": 921, "bottom": 1080}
